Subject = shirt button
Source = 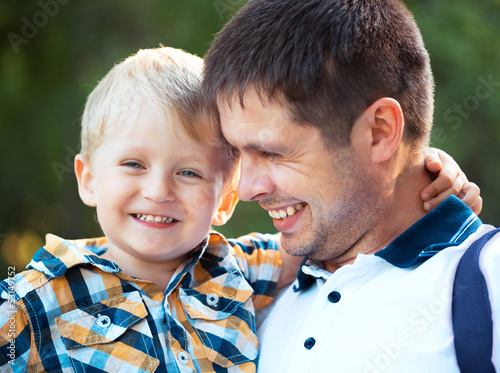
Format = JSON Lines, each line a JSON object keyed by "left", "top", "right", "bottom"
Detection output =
{"left": 177, "top": 351, "right": 190, "bottom": 364}
{"left": 327, "top": 291, "right": 341, "bottom": 303}
{"left": 206, "top": 293, "right": 219, "bottom": 307}
{"left": 96, "top": 314, "right": 111, "bottom": 328}
{"left": 304, "top": 337, "right": 316, "bottom": 350}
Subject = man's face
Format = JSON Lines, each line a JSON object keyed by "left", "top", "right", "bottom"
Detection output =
{"left": 218, "top": 88, "right": 382, "bottom": 263}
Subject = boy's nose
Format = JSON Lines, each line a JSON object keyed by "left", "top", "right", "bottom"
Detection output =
{"left": 237, "top": 157, "right": 274, "bottom": 202}
{"left": 142, "top": 174, "right": 175, "bottom": 203}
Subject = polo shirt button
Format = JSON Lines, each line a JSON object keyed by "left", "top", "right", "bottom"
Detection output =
{"left": 327, "top": 291, "right": 341, "bottom": 303}
{"left": 304, "top": 337, "right": 316, "bottom": 350}
{"left": 177, "top": 351, "right": 190, "bottom": 364}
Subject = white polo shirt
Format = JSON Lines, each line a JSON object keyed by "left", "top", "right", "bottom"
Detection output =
{"left": 257, "top": 196, "right": 500, "bottom": 373}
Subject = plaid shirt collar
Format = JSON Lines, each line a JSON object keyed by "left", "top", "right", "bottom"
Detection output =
{"left": 27, "top": 235, "right": 119, "bottom": 278}
{"left": 27, "top": 232, "right": 221, "bottom": 297}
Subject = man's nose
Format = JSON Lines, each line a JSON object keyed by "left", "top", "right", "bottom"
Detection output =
{"left": 237, "top": 156, "right": 275, "bottom": 202}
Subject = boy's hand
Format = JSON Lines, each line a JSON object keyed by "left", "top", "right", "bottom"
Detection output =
{"left": 421, "top": 148, "right": 482, "bottom": 215}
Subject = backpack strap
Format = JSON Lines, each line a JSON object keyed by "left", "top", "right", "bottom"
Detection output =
{"left": 452, "top": 227, "right": 500, "bottom": 373}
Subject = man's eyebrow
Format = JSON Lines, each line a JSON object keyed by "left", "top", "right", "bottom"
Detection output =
{"left": 242, "top": 144, "right": 263, "bottom": 152}
{"left": 242, "top": 143, "right": 285, "bottom": 154}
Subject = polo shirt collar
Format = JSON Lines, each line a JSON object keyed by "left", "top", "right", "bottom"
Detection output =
{"left": 375, "top": 195, "right": 481, "bottom": 267}
{"left": 294, "top": 195, "right": 481, "bottom": 292}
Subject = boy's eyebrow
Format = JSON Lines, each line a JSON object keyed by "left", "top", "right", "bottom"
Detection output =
{"left": 115, "top": 144, "right": 209, "bottom": 161}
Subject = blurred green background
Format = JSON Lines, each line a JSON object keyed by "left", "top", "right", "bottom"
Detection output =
{"left": 0, "top": 0, "right": 499, "bottom": 278}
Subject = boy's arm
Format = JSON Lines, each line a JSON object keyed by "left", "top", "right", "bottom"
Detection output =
{"left": 229, "top": 233, "right": 300, "bottom": 309}
{"left": 423, "top": 147, "right": 482, "bottom": 214}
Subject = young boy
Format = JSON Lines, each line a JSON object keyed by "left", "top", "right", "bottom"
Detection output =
{"left": 0, "top": 47, "right": 480, "bottom": 373}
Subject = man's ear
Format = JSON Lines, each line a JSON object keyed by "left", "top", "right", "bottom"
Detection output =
{"left": 352, "top": 97, "right": 404, "bottom": 163}
{"left": 212, "top": 186, "right": 239, "bottom": 226}
{"left": 74, "top": 154, "right": 97, "bottom": 207}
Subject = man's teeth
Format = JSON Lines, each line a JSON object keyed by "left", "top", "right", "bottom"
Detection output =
{"left": 268, "top": 203, "right": 305, "bottom": 220}
{"left": 135, "top": 214, "right": 174, "bottom": 223}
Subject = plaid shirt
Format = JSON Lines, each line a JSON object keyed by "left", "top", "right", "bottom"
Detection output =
{"left": 0, "top": 231, "right": 281, "bottom": 372}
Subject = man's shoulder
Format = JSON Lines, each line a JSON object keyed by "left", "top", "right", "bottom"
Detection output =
{"left": 470, "top": 224, "right": 500, "bottom": 273}
{"left": 460, "top": 224, "right": 500, "bottom": 254}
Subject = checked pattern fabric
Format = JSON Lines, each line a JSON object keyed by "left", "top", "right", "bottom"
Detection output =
{"left": 0, "top": 231, "right": 282, "bottom": 372}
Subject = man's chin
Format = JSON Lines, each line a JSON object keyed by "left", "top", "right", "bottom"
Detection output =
{"left": 280, "top": 235, "right": 315, "bottom": 258}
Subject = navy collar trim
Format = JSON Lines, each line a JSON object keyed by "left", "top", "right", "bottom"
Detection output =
{"left": 293, "top": 257, "right": 316, "bottom": 292}
{"left": 375, "top": 195, "right": 481, "bottom": 268}
{"left": 294, "top": 196, "right": 481, "bottom": 292}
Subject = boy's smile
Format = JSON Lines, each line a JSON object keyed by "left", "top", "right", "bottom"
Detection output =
{"left": 133, "top": 213, "right": 175, "bottom": 224}
{"left": 75, "top": 101, "right": 228, "bottom": 280}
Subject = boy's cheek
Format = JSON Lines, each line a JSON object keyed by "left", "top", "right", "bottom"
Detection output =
{"left": 192, "top": 193, "right": 220, "bottom": 213}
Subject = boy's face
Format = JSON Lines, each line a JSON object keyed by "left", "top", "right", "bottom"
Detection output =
{"left": 76, "top": 102, "right": 230, "bottom": 266}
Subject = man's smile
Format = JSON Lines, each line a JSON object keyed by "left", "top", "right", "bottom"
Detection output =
{"left": 267, "top": 203, "right": 306, "bottom": 220}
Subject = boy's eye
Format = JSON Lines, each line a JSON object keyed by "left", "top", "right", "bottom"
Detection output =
{"left": 122, "top": 161, "right": 143, "bottom": 169}
{"left": 179, "top": 170, "right": 199, "bottom": 178}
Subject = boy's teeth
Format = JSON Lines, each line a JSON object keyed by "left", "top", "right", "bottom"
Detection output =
{"left": 268, "top": 203, "right": 306, "bottom": 220}
{"left": 136, "top": 214, "right": 173, "bottom": 224}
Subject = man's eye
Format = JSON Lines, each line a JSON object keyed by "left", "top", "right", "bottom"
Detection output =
{"left": 261, "top": 151, "right": 279, "bottom": 160}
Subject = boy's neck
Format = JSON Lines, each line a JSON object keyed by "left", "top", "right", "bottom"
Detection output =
{"left": 101, "top": 248, "right": 186, "bottom": 293}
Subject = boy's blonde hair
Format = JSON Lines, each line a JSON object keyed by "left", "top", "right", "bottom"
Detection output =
{"left": 80, "top": 47, "right": 238, "bottom": 183}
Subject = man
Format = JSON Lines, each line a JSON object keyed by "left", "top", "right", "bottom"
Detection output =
{"left": 203, "top": 0, "right": 498, "bottom": 372}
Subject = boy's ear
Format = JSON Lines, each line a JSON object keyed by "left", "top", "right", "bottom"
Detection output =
{"left": 74, "top": 154, "right": 97, "bottom": 207}
{"left": 351, "top": 97, "right": 404, "bottom": 164}
{"left": 212, "top": 186, "right": 239, "bottom": 226}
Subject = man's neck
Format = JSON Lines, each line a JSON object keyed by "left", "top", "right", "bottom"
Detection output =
{"left": 323, "top": 159, "right": 432, "bottom": 273}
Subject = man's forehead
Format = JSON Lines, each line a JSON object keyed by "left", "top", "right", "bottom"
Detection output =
{"left": 218, "top": 84, "right": 286, "bottom": 110}
{"left": 217, "top": 88, "right": 291, "bottom": 126}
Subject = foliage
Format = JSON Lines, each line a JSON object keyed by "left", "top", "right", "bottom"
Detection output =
{"left": 0, "top": 0, "right": 498, "bottom": 278}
